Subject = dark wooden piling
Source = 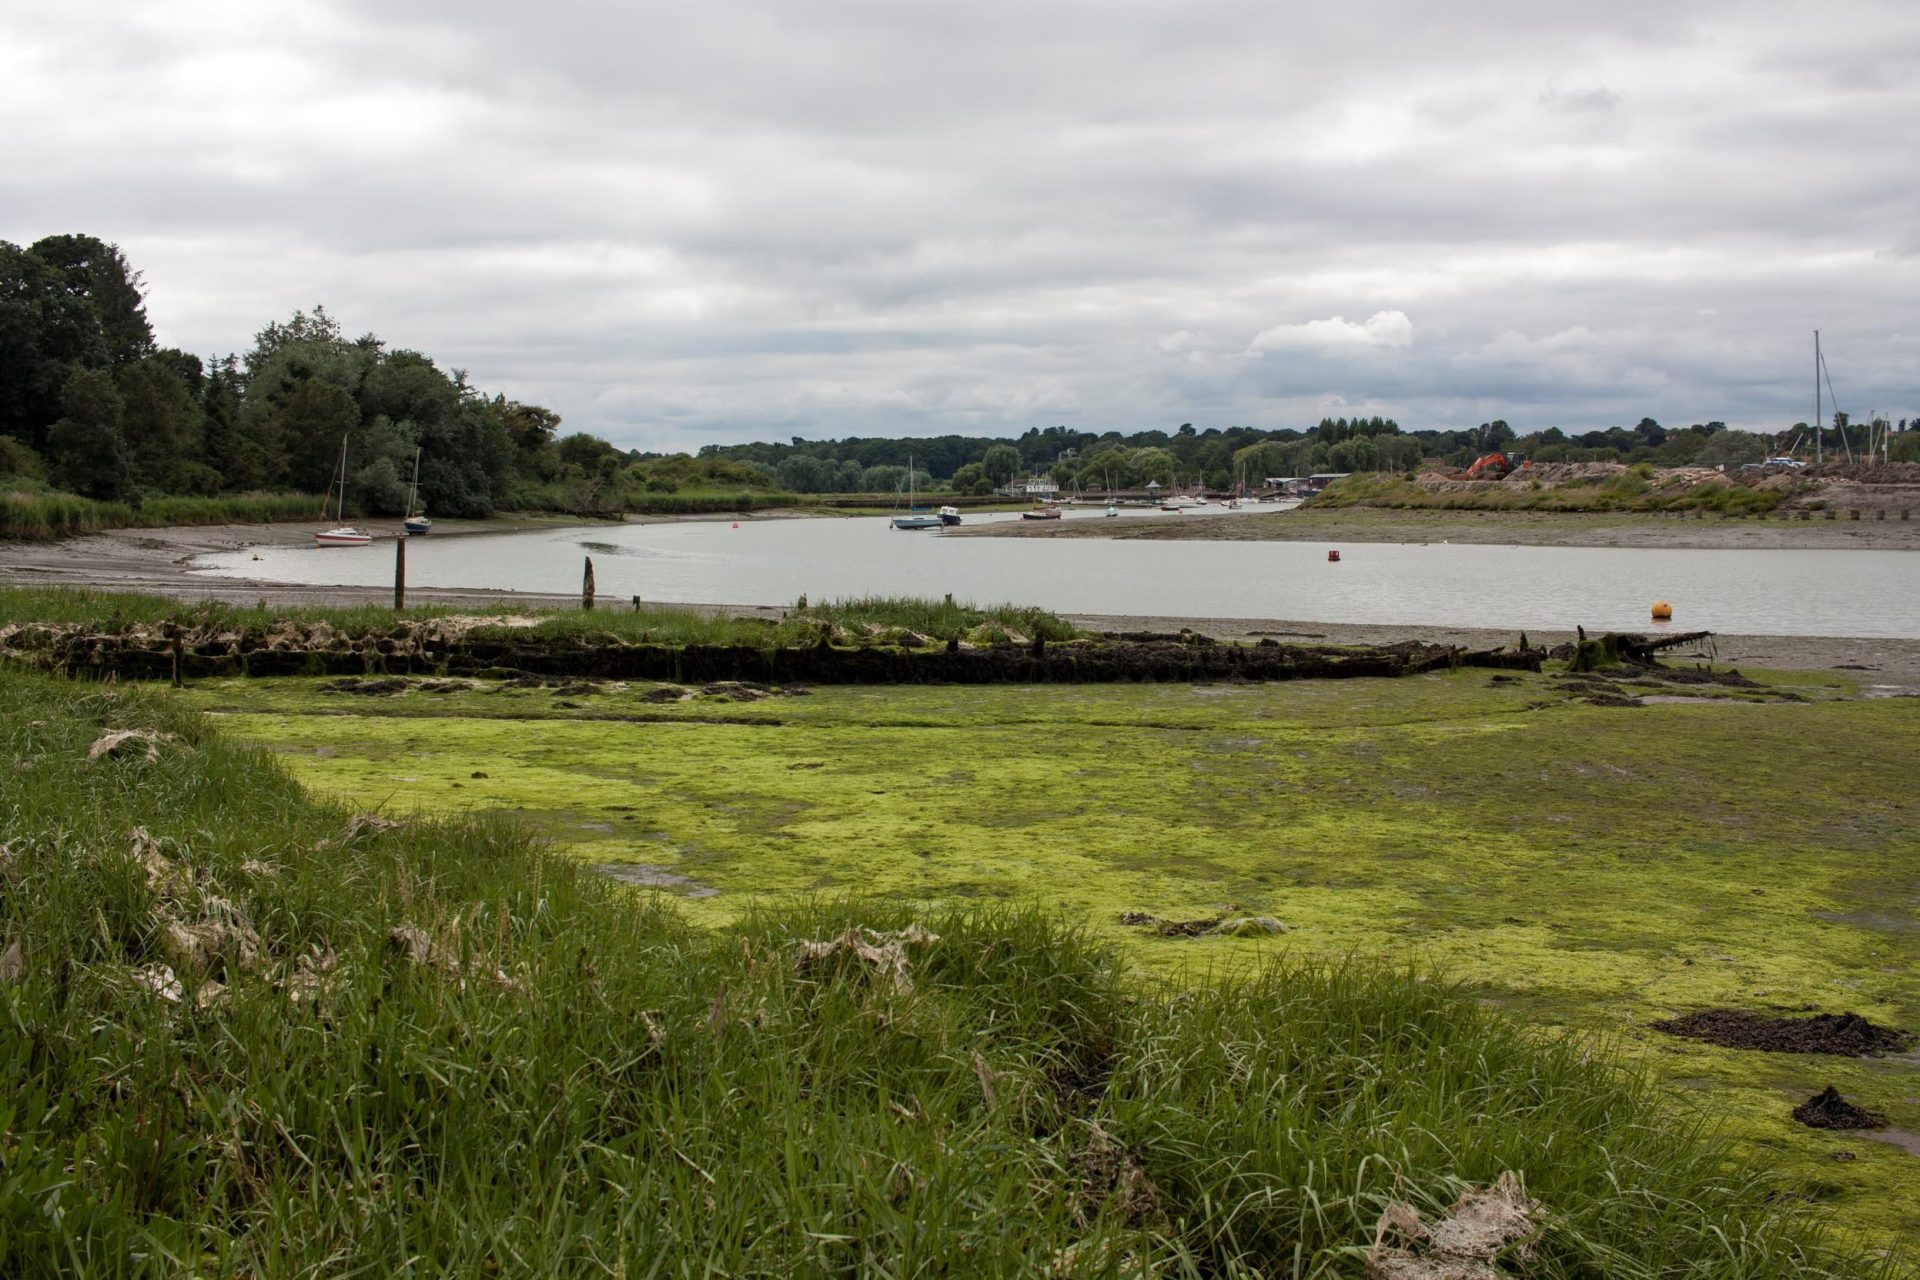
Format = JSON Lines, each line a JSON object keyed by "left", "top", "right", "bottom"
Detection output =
{"left": 393, "top": 536, "right": 407, "bottom": 611}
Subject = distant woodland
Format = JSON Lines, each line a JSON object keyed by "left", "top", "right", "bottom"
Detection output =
{"left": 4, "top": 234, "right": 1912, "bottom": 528}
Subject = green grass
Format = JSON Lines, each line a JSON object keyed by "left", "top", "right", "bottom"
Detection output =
{"left": 0, "top": 671, "right": 1893, "bottom": 1276}
{"left": 1310, "top": 472, "right": 1787, "bottom": 515}
{"left": 0, "top": 490, "right": 324, "bottom": 540}
{"left": 0, "top": 586, "right": 1081, "bottom": 648}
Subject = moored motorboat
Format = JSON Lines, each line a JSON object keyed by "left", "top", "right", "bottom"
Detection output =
{"left": 1021, "top": 507, "right": 1062, "bottom": 521}
{"left": 938, "top": 506, "right": 962, "bottom": 526}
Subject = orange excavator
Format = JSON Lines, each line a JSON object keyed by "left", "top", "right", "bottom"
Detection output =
{"left": 1465, "top": 451, "right": 1528, "bottom": 480}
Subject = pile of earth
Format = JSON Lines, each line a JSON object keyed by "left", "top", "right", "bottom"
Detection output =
{"left": 1651, "top": 1009, "right": 1912, "bottom": 1056}
{"left": 1793, "top": 1086, "right": 1887, "bottom": 1131}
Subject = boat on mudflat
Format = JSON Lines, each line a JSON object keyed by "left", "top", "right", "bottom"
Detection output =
{"left": 315, "top": 435, "right": 373, "bottom": 547}
{"left": 1021, "top": 507, "right": 1062, "bottom": 521}
{"left": 403, "top": 447, "right": 431, "bottom": 535}
{"left": 890, "top": 454, "right": 943, "bottom": 529}
{"left": 938, "top": 506, "right": 962, "bottom": 526}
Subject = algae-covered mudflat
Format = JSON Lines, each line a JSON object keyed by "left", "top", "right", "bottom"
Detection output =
{"left": 182, "top": 664, "right": 1920, "bottom": 1247}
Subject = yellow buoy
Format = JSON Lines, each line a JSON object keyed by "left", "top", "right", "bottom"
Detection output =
{"left": 1650, "top": 601, "right": 1673, "bottom": 621}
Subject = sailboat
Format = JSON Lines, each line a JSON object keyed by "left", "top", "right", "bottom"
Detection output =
{"left": 314, "top": 435, "right": 373, "bottom": 546}
{"left": 405, "top": 450, "right": 435, "bottom": 537}
{"left": 890, "top": 455, "right": 943, "bottom": 530}
{"left": 403, "top": 448, "right": 431, "bottom": 535}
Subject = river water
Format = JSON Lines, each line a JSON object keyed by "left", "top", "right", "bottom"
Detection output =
{"left": 192, "top": 507, "right": 1920, "bottom": 638}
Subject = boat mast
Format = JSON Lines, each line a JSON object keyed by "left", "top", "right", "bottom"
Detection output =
{"left": 336, "top": 435, "right": 350, "bottom": 522}
{"left": 1815, "top": 330, "right": 1822, "bottom": 465}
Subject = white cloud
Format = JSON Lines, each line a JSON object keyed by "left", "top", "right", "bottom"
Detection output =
{"left": 1250, "top": 311, "right": 1415, "bottom": 354}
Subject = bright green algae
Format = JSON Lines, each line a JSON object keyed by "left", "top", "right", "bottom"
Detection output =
{"left": 183, "top": 668, "right": 1920, "bottom": 1248}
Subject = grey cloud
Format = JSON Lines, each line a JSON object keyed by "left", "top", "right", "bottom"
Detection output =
{"left": 4, "top": 0, "right": 1917, "bottom": 448}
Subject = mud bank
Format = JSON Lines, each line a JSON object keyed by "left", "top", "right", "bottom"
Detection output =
{"left": 951, "top": 505, "right": 1920, "bottom": 550}
{"left": 0, "top": 617, "right": 1541, "bottom": 685}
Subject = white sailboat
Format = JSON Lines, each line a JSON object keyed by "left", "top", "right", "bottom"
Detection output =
{"left": 314, "top": 436, "right": 372, "bottom": 546}
{"left": 404, "top": 448, "right": 431, "bottom": 535}
{"left": 890, "top": 455, "right": 943, "bottom": 530}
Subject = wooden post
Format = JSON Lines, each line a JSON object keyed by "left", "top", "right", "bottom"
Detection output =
{"left": 393, "top": 535, "right": 406, "bottom": 611}
{"left": 631, "top": 594, "right": 641, "bottom": 612}
{"left": 170, "top": 628, "right": 183, "bottom": 689}
{"left": 583, "top": 556, "right": 596, "bottom": 611}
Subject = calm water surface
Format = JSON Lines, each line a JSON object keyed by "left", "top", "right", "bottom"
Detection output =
{"left": 193, "top": 508, "right": 1920, "bottom": 638}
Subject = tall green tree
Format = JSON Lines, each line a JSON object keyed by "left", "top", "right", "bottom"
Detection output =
{"left": 116, "top": 352, "right": 208, "bottom": 492}
{"left": 27, "top": 234, "right": 153, "bottom": 365}
{"left": 980, "top": 444, "right": 1020, "bottom": 485}
{"left": 45, "top": 367, "right": 131, "bottom": 499}
{"left": 0, "top": 240, "right": 108, "bottom": 449}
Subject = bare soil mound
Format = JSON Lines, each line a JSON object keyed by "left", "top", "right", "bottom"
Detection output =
{"left": 1793, "top": 1086, "right": 1887, "bottom": 1131}
{"left": 1651, "top": 1009, "right": 1912, "bottom": 1056}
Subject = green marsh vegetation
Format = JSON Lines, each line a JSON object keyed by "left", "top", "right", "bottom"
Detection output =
{"left": 0, "top": 671, "right": 1899, "bottom": 1276}
{"left": 0, "top": 586, "right": 1080, "bottom": 649}
{"left": 1310, "top": 470, "right": 1787, "bottom": 516}
{"left": 0, "top": 489, "right": 324, "bottom": 541}
{"left": 182, "top": 664, "right": 1920, "bottom": 1253}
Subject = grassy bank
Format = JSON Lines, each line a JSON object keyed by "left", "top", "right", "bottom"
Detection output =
{"left": 1312, "top": 470, "right": 1786, "bottom": 515}
{"left": 0, "top": 672, "right": 1892, "bottom": 1276}
{"left": 0, "top": 586, "right": 1080, "bottom": 648}
{"left": 0, "top": 490, "right": 325, "bottom": 540}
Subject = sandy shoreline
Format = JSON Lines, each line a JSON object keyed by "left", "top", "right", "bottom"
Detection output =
{"left": 4, "top": 518, "right": 1920, "bottom": 685}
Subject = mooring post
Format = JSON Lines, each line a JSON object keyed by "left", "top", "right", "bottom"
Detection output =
{"left": 583, "top": 556, "right": 596, "bottom": 611}
{"left": 632, "top": 594, "right": 642, "bottom": 612}
{"left": 393, "top": 536, "right": 406, "bottom": 611}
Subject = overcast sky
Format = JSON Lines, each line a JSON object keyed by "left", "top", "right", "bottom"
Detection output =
{"left": 5, "top": 1, "right": 1916, "bottom": 449}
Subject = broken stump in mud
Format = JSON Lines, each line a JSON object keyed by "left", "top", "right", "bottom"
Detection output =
{"left": 1566, "top": 629, "right": 1715, "bottom": 673}
{"left": 582, "top": 556, "right": 595, "bottom": 612}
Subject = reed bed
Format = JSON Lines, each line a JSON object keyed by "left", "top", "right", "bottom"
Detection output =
{"left": 0, "top": 671, "right": 1888, "bottom": 1277}
{"left": 0, "top": 490, "right": 323, "bottom": 540}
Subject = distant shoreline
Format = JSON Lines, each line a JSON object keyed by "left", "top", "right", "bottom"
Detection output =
{"left": 948, "top": 504, "right": 1920, "bottom": 551}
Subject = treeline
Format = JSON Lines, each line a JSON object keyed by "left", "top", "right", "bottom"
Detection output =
{"left": 0, "top": 234, "right": 783, "bottom": 521}
{"left": 707, "top": 412, "right": 1918, "bottom": 495}
{"left": 705, "top": 418, "right": 1422, "bottom": 495}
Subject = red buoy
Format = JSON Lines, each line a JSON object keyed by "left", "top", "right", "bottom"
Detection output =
{"left": 1327, "top": 549, "right": 1341, "bottom": 562}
